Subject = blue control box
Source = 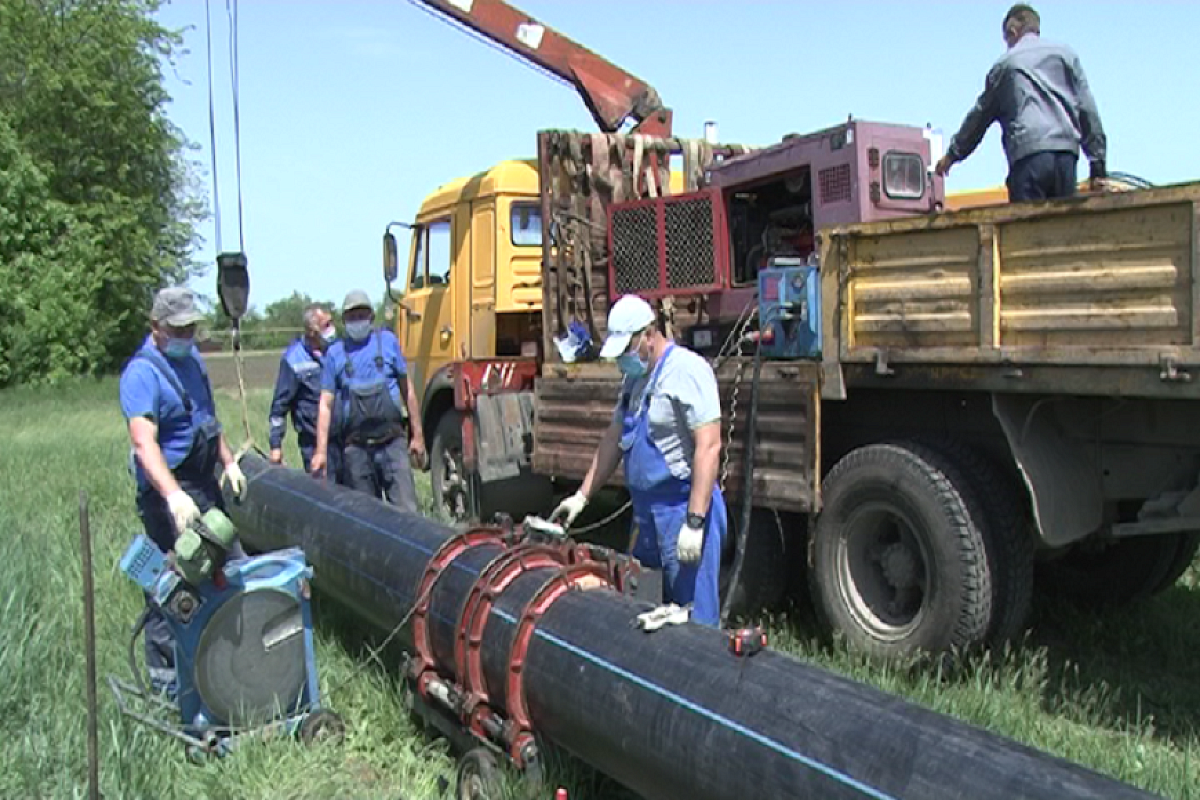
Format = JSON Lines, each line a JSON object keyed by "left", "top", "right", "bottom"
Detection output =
{"left": 757, "top": 260, "right": 822, "bottom": 359}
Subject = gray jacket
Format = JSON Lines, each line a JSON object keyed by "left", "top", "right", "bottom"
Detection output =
{"left": 947, "top": 34, "right": 1106, "bottom": 171}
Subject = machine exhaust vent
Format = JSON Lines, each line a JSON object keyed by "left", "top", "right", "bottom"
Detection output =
{"left": 819, "top": 164, "right": 852, "bottom": 204}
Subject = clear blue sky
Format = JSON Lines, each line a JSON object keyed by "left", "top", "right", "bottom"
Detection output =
{"left": 155, "top": 0, "right": 1200, "bottom": 310}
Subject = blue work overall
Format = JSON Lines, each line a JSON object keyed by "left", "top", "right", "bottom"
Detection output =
{"left": 619, "top": 345, "right": 726, "bottom": 626}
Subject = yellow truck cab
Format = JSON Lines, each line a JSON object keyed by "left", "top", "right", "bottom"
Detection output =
{"left": 387, "top": 158, "right": 686, "bottom": 520}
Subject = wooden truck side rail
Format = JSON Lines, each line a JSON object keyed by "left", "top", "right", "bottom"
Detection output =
{"left": 820, "top": 181, "right": 1200, "bottom": 400}
{"left": 533, "top": 360, "right": 821, "bottom": 514}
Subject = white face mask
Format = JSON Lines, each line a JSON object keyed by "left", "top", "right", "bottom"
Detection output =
{"left": 320, "top": 326, "right": 337, "bottom": 343}
{"left": 345, "top": 320, "right": 372, "bottom": 341}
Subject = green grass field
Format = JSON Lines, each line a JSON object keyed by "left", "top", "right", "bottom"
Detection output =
{"left": 1, "top": 376, "right": 1197, "bottom": 799}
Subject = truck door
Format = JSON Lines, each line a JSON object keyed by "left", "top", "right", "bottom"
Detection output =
{"left": 468, "top": 199, "right": 496, "bottom": 357}
{"left": 403, "top": 217, "right": 454, "bottom": 395}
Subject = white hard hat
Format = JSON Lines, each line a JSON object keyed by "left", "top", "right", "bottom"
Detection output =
{"left": 599, "top": 295, "right": 656, "bottom": 359}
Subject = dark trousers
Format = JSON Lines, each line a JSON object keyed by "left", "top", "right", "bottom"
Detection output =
{"left": 1007, "top": 151, "right": 1078, "bottom": 202}
{"left": 299, "top": 435, "right": 344, "bottom": 484}
{"left": 344, "top": 435, "right": 419, "bottom": 513}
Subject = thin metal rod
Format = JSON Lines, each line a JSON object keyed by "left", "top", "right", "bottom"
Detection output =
{"left": 79, "top": 491, "right": 100, "bottom": 800}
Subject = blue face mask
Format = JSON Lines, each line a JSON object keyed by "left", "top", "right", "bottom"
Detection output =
{"left": 345, "top": 320, "right": 372, "bottom": 342}
{"left": 616, "top": 351, "right": 648, "bottom": 379}
{"left": 164, "top": 337, "right": 193, "bottom": 359}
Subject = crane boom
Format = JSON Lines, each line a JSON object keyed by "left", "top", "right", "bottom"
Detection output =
{"left": 415, "top": 0, "right": 672, "bottom": 135}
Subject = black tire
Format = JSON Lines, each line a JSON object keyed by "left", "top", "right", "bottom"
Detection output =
{"left": 431, "top": 411, "right": 474, "bottom": 523}
{"left": 1152, "top": 531, "right": 1200, "bottom": 595}
{"left": 720, "top": 505, "right": 791, "bottom": 620}
{"left": 916, "top": 439, "right": 1035, "bottom": 645}
{"left": 299, "top": 709, "right": 346, "bottom": 746}
{"left": 1037, "top": 533, "right": 1189, "bottom": 607}
{"left": 809, "top": 442, "right": 992, "bottom": 658}
{"left": 456, "top": 747, "right": 504, "bottom": 800}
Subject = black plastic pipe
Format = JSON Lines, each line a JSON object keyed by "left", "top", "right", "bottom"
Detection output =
{"left": 225, "top": 453, "right": 1157, "bottom": 800}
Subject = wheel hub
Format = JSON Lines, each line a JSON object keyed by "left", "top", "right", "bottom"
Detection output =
{"left": 880, "top": 542, "right": 919, "bottom": 590}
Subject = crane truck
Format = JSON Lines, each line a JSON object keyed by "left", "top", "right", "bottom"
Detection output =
{"left": 385, "top": 0, "right": 1200, "bottom": 660}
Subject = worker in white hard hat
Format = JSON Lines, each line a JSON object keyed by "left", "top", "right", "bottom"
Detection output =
{"left": 551, "top": 295, "right": 726, "bottom": 626}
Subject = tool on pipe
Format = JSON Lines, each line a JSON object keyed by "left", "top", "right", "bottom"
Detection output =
{"left": 224, "top": 452, "right": 1158, "bottom": 800}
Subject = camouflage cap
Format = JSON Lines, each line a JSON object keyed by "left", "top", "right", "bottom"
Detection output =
{"left": 151, "top": 287, "right": 204, "bottom": 328}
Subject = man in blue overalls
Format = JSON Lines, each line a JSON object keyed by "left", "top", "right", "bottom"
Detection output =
{"left": 119, "top": 287, "right": 248, "bottom": 694}
{"left": 551, "top": 295, "right": 727, "bottom": 626}
{"left": 311, "top": 289, "right": 426, "bottom": 512}
{"left": 268, "top": 303, "right": 343, "bottom": 481}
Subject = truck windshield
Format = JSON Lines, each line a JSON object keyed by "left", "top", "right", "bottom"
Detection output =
{"left": 511, "top": 203, "right": 542, "bottom": 247}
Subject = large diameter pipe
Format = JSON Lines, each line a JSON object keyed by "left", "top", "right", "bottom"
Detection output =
{"left": 226, "top": 453, "right": 1156, "bottom": 800}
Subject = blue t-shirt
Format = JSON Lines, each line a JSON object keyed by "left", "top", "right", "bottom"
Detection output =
{"left": 321, "top": 328, "right": 409, "bottom": 410}
{"left": 119, "top": 336, "right": 220, "bottom": 487}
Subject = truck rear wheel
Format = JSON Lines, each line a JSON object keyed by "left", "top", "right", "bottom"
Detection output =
{"left": 809, "top": 442, "right": 992, "bottom": 658}
{"left": 915, "top": 439, "right": 1035, "bottom": 645}
{"left": 1036, "top": 532, "right": 1194, "bottom": 607}
{"left": 720, "top": 505, "right": 791, "bottom": 620}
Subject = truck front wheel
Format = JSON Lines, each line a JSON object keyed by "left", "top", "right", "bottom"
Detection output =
{"left": 431, "top": 410, "right": 473, "bottom": 522}
{"left": 810, "top": 442, "right": 992, "bottom": 659}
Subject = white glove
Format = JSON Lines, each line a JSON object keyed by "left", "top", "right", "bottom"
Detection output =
{"left": 677, "top": 521, "right": 704, "bottom": 564}
{"left": 166, "top": 491, "right": 201, "bottom": 536}
{"left": 221, "top": 462, "right": 248, "bottom": 499}
{"left": 550, "top": 491, "right": 588, "bottom": 528}
{"left": 636, "top": 603, "right": 690, "bottom": 631}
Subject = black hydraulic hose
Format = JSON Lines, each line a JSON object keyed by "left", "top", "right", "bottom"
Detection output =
{"left": 720, "top": 331, "right": 764, "bottom": 626}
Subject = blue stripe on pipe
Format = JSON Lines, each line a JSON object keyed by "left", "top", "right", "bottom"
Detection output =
{"left": 494, "top": 608, "right": 896, "bottom": 800}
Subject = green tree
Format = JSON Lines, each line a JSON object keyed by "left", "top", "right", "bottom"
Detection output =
{"left": 0, "top": 0, "right": 204, "bottom": 386}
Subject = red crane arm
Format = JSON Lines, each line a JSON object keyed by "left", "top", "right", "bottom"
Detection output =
{"left": 415, "top": 0, "right": 672, "bottom": 135}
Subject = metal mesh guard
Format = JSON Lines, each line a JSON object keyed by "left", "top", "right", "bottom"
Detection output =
{"left": 611, "top": 204, "right": 659, "bottom": 295}
{"left": 665, "top": 196, "right": 715, "bottom": 289}
{"left": 195, "top": 589, "right": 307, "bottom": 727}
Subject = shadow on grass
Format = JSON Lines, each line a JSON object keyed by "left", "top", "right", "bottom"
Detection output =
{"left": 1025, "top": 584, "right": 1200, "bottom": 745}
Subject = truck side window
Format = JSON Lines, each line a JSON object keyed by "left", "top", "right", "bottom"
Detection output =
{"left": 511, "top": 203, "right": 542, "bottom": 247}
{"left": 409, "top": 226, "right": 427, "bottom": 290}
{"left": 427, "top": 219, "right": 452, "bottom": 287}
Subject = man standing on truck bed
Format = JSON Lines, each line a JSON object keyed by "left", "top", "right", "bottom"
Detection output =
{"left": 935, "top": 4, "right": 1107, "bottom": 202}
{"left": 551, "top": 296, "right": 726, "bottom": 627}
{"left": 311, "top": 290, "right": 425, "bottom": 512}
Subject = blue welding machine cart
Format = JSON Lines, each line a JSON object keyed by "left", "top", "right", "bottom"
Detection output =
{"left": 757, "top": 257, "right": 822, "bottom": 359}
{"left": 111, "top": 534, "right": 343, "bottom": 757}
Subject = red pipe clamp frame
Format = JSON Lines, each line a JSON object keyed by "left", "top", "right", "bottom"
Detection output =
{"left": 408, "top": 524, "right": 638, "bottom": 766}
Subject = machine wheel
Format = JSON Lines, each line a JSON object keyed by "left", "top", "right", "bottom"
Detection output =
{"left": 1037, "top": 533, "right": 1190, "bottom": 608}
{"left": 809, "top": 442, "right": 992, "bottom": 659}
{"left": 720, "top": 505, "right": 790, "bottom": 620}
{"left": 917, "top": 439, "right": 1035, "bottom": 646}
{"left": 431, "top": 411, "right": 474, "bottom": 523}
{"left": 456, "top": 747, "right": 504, "bottom": 800}
{"left": 299, "top": 709, "right": 346, "bottom": 746}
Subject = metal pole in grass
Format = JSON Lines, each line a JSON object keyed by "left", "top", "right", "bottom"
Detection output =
{"left": 79, "top": 490, "right": 100, "bottom": 800}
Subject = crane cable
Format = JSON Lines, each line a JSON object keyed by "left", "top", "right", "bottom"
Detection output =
{"left": 204, "top": 0, "right": 254, "bottom": 454}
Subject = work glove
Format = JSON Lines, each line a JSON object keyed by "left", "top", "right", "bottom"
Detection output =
{"left": 636, "top": 603, "right": 690, "bottom": 631}
{"left": 166, "top": 491, "right": 201, "bottom": 537}
{"left": 676, "top": 521, "right": 704, "bottom": 564}
{"left": 550, "top": 491, "right": 588, "bottom": 528}
{"left": 221, "top": 462, "right": 248, "bottom": 500}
